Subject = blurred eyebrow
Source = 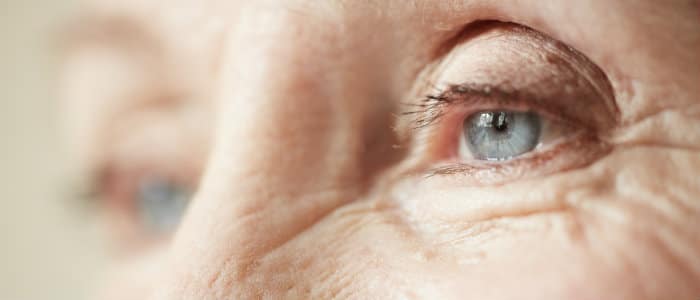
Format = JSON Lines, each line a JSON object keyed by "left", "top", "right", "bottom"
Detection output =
{"left": 58, "top": 14, "right": 162, "bottom": 56}
{"left": 58, "top": 14, "right": 190, "bottom": 108}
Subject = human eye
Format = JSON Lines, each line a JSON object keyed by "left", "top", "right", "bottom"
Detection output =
{"left": 86, "top": 162, "right": 196, "bottom": 250}
{"left": 77, "top": 113, "right": 209, "bottom": 251}
{"left": 57, "top": 29, "right": 211, "bottom": 250}
{"left": 462, "top": 110, "right": 543, "bottom": 161}
{"left": 404, "top": 23, "right": 619, "bottom": 185}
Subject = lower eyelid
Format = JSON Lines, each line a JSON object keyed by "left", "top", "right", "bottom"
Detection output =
{"left": 428, "top": 133, "right": 612, "bottom": 186}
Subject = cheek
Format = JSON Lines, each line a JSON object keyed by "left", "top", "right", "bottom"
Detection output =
{"left": 385, "top": 145, "right": 700, "bottom": 298}
{"left": 213, "top": 200, "right": 449, "bottom": 299}
{"left": 95, "top": 247, "right": 169, "bottom": 300}
{"left": 126, "top": 147, "right": 699, "bottom": 300}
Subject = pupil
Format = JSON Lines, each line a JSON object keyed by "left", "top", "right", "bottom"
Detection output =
{"left": 492, "top": 112, "right": 509, "bottom": 131}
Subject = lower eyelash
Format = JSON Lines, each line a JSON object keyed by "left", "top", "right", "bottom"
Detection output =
{"left": 425, "top": 133, "right": 612, "bottom": 185}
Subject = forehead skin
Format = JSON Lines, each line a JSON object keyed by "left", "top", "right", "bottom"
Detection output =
{"left": 65, "top": 0, "right": 700, "bottom": 152}
{"left": 64, "top": 0, "right": 700, "bottom": 299}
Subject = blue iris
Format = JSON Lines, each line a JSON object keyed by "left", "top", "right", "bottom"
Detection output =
{"left": 464, "top": 111, "right": 541, "bottom": 161}
{"left": 136, "top": 177, "right": 190, "bottom": 234}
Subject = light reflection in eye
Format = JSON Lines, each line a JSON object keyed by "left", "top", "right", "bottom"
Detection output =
{"left": 136, "top": 176, "right": 190, "bottom": 234}
{"left": 462, "top": 111, "right": 542, "bottom": 161}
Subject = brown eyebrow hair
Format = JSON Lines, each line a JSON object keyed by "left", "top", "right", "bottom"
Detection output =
{"left": 56, "top": 13, "right": 163, "bottom": 57}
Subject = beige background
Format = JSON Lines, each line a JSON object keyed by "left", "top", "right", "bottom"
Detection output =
{"left": 1, "top": 1, "right": 108, "bottom": 299}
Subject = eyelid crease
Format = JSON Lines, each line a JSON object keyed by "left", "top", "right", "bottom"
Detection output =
{"left": 403, "top": 22, "right": 620, "bottom": 139}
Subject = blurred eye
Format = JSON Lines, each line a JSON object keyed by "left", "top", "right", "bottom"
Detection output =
{"left": 91, "top": 167, "right": 195, "bottom": 242}
{"left": 136, "top": 177, "right": 191, "bottom": 234}
{"left": 462, "top": 111, "right": 541, "bottom": 161}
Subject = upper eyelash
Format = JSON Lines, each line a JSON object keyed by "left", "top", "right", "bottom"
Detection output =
{"left": 402, "top": 82, "right": 525, "bottom": 129}
{"left": 401, "top": 94, "right": 451, "bottom": 129}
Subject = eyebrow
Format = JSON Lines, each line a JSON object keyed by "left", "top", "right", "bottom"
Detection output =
{"left": 58, "top": 14, "right": 163, "bottom": 57}
{"left": 61, "top": 13, "right": 198, "bottom": 108}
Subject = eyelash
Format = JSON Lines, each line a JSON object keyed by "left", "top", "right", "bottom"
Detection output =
{"left": 404, "top": 82, "right": 587, "bottom": 131}
{"left": 403, "top": 82, "right": 611, "bottom": 184}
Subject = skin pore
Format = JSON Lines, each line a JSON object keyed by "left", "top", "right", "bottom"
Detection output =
{"left": 59, "top": 0, "right": 700, "bottom": 299}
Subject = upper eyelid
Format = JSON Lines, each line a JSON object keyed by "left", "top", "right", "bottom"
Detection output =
{"left": 402, "top": 23, "right": 620, "bottom": 136}
{"left": 402, "top": 82, "right": 591, "bottom": 131}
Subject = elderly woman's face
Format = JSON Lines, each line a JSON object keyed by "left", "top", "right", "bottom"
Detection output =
{"left": 60, "top": 0, "right": 700, "bottom": 299}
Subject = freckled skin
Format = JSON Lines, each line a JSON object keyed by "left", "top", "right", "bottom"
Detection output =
{"left": 61, "top": 0, "right": 700, "bottom": 299}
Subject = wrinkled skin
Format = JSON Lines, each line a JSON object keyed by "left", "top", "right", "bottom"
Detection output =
{"left": 60, "top": 0, "right": 700, "bottom": 299}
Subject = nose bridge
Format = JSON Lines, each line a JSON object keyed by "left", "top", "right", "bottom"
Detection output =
{"left": 208, "top": 7, "right": 362, "bottom": 206}
{"left": 160, "top": 7, "right": 382, "bottom": 297}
